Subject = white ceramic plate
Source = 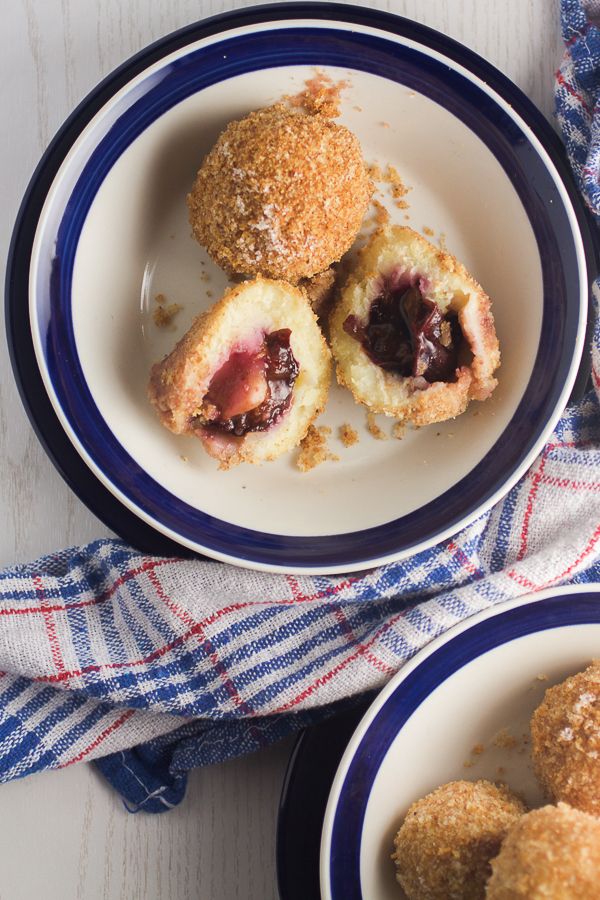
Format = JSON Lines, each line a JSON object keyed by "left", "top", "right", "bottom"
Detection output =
{"left": 320, "top": 585, "right": 600, "bottom": 899}
{"left": 11, "top": 4, "right": 592, "bottom": 572}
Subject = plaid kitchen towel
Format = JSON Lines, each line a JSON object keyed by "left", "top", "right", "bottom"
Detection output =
{"left": 2, "top": 0, "right": 600, "bottom": 813}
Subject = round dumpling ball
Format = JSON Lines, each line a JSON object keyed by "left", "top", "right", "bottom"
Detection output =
{"left": 485, "top": 803, "right": 600, "bottom": 899}
{"left": 531, "top": 661, "right": 600, "bottom": 815}
{"left": 393, "top": 780, "right": 526, "bottom": 900}
{"left": 187, "top": 105, "right": 373, "bottom": 282}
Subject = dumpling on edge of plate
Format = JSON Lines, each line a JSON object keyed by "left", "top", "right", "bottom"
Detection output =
{"left": 147, "top": 277, "right": 332, "bottom": 470}
{"left": 329, "top": 225, "right": 500, "bottom": 427}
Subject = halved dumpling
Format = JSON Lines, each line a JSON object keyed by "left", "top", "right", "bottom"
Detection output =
{"left": 329, "top": 225, "right": 500, "bottom": 426}
{"left": 148, "top": 278, "right": 332, "bottom": 469}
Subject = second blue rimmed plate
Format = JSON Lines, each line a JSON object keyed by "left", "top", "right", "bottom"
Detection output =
{"left": 7, "top": 2, "right": 595, "bottom": 573}
{"left": 320, "top": 585, "right": 600, "bottom": 900}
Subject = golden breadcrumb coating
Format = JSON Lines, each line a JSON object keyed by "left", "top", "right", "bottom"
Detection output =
{"left": 329, "top": 225, "right": 500, "bottom": 427}
{"left": 485, "top": 803, "right": 600, "bottom": 899}
{"left": 187, "top": 105, "right": 373, "bottom": 282}
{"left": 393, "top": 780, "right": 526, "bottom": 900}
{"left": 148, "top": 278, "right": 331, "bottom": 470}
{"left": 531, "top": 662, "right": 600, "bottom": 815}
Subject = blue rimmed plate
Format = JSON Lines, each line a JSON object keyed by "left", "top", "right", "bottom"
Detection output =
{"left": 320, "top": 586, "right": 600, "bottom": 900}
{"left": 6, "top": 3, "right": 595, "bottom": 573}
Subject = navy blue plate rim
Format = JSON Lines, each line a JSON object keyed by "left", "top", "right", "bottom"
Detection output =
{"left": 276, "top": 587, "right": 600, "bottom": 900}
{"left": 6, "top": 2, "right": 598, "bottom": 568}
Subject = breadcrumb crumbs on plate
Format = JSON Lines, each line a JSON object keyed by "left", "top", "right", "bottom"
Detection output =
{"left": 392, "top": 422, "right": 405, "bottom": 441}
{"left": 423, "top": 226, "right": 434, "bottom": 236}
{"left": 367, "top": 411, "right": 388, "bottom": 441}
{"left": 372, "top": 198, "right": 391, "bottom": 225}
{"left": 494, "top": 731, "right": 517, "bottom": 750}
{"left": 341, "top": 424, "right": 359, "bottom": 447}
{"left": 297, "top": 424, "right": 337, "bottom": 471}
{"left": 472, "top": 744, "right": 484, "bottom": 755}
{"left": 153, "top": 301, "right": 183, "bottom": 328}
{"left": 286, "top": 68, "right": 349, "bottom": 118}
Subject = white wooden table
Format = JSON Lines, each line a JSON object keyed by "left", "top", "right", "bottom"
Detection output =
{"left": 0, "top": 1, "right": 565, "bottom": 897}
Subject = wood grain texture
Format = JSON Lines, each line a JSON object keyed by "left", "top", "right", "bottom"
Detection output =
{"left": 0, "top": 1, "right": 565, "bottom": 897}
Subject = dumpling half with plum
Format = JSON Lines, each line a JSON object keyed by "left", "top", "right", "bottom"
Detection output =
{"left": 329, "top": 225, "right": 500, "bottom": 427}
{"left": 148, "top": 278, "right": 332, "bottom": 469}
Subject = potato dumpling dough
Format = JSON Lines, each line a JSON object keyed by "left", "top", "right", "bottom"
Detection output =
{"left": 330, "top": 225, "right": 500, "bottom": 427}
{"left": 187, "top": 105, "right": 373, "bottom": 282}
{"left": 531, "top": 661, "right": 600, "bottom": 816}
{"left": 148, "top": 278, "right": 332, "bottom": 469}
{"left": 485, "top": 804, "right": 600, "bottom": 899}
{"left": 393, "top": 780, "right": 526, "bottom": 900}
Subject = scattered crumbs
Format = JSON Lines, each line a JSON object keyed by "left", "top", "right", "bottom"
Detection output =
{"left": 391, "top": 852, "right": 398, "bottom": 860}
{"left": 200, "top": 271, "right": 209, "bottom": 282}
{"left": 372, "top": 198, "right": 391, "bottom": 225}
{"left": 438, "top": 232, "right": 448, "bottom": 251}
{"left": 368, "top": 163, "right": 383, "bottom": 181}
{"left": 473, "top": 411, "right": 481, "bottom": 417}
{"left": 356, "top": 106, "right": 362, "bottom": 112}
{"left": 472, "top": 744, "right": 484, "bottom": 756}
{"left": 494, "top": 731, "right": 517, "bottom": 750}
{"left": 297, "top": 424, "right": 338, "bottom": 471}
{"left": 382, "top": 121, "right": 390, "bottom": 128}
{"left": 537, "top": 674, "right": 549, "bottom": 681}
{"left": 286, "top": 68, "right": 349, "bottom": 118}
{"left": 206, "top": 291, "right": 213, "bottom": 298}
{"left": 367, "top": 411, "right": 388, "bottom": 441}
{"left": 497, "top": 766, "right": 504, "bottom": 775}
{"left": 463, "top": 760, "right": 474, "bottom": 768}
{"left": 170, "top": 234, "right": 175, "bottom": 239}
{"left": 242, "top": 485, "right": 246, "bottom": 489}
{"left": 448, "top": 431, "right": 455, "bottom": 438}
{"left": 383, "top": 164, "right": 412, "bottom": 209}
{"left": 341, "top": 424, "right": 359, "bottom": 447}
{"left": 392, "top": 422, "right": 405, "bottom": 441}
{"left": 404, "top": 214, "right": 410, "bottom": 220}
{"left": 180, "top": 456, "right": 188, "bottom": 462}
{"left": 423, "top": 226, "right": 434, "bottom": 237}
{"left": 153, "top": 295, "right": 183, "bottom": 328}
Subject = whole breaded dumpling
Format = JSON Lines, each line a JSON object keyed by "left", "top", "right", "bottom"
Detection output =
{"left": 187, "top": 105, "right": 373, "bottom": 282}
{"left": 485, "top": 803, "right": 600, "bottom": 899}
{"left": 531, "top": 662, "right": 600, "bottom": 815}
{"left": 148, "top": 278, "right": 331, "bottom": 469}
{"left": 393, "top": 780, "right": 526, "bottom": 900}
{"left": 330, "top": 225, "right": 500, "bottom": 427}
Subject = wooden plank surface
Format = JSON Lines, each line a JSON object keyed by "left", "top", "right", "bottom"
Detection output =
{"left": 0, "top": 1, "right": 565, "bottom": 897}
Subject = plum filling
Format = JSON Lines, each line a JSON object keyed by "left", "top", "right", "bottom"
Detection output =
{"left": 343, "top": 284, "right": 463, "bottom": 383}
{"left": 200, "top": 329, "right": 299, "bottom": 437}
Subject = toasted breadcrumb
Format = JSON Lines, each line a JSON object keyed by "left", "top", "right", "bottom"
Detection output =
{"left": 153, "top": 296, "right": 183, "bottom": 328}
{"left": 367, "top": 411, "right": 388, "bottom": 441}
{"left": 472, "top": 744, "right": 484, "bottom": 755}
{"left": 494, "top": 731, "right": 517, "bottom": 750}
{"left": 287, "top": 69, "right": 349, "bottom": 118}
{"left": 341, "top": 424, "right": 359, "bottom": 447}
{"left": 392, "top": 422, "right": 405, "bottom": 441}
{"left": 423, "top": 226, "right": 434, "bottom": 236}
{"left": 372, "top": 198, "right": 391, "bottom": 225}
{"left": 297, "top": 424, "right": 337, "bottom": 471}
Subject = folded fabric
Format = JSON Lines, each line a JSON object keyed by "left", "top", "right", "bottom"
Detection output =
{"left": 556, "top": 0, "right": 600, "bottom": 220}
{"left": 2, "top": 0, "right": 600, "bottom": 813}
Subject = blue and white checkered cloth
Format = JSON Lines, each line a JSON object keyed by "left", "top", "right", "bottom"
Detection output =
{"left": 2, "top": 0, "right": 600, "bottom": 813}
